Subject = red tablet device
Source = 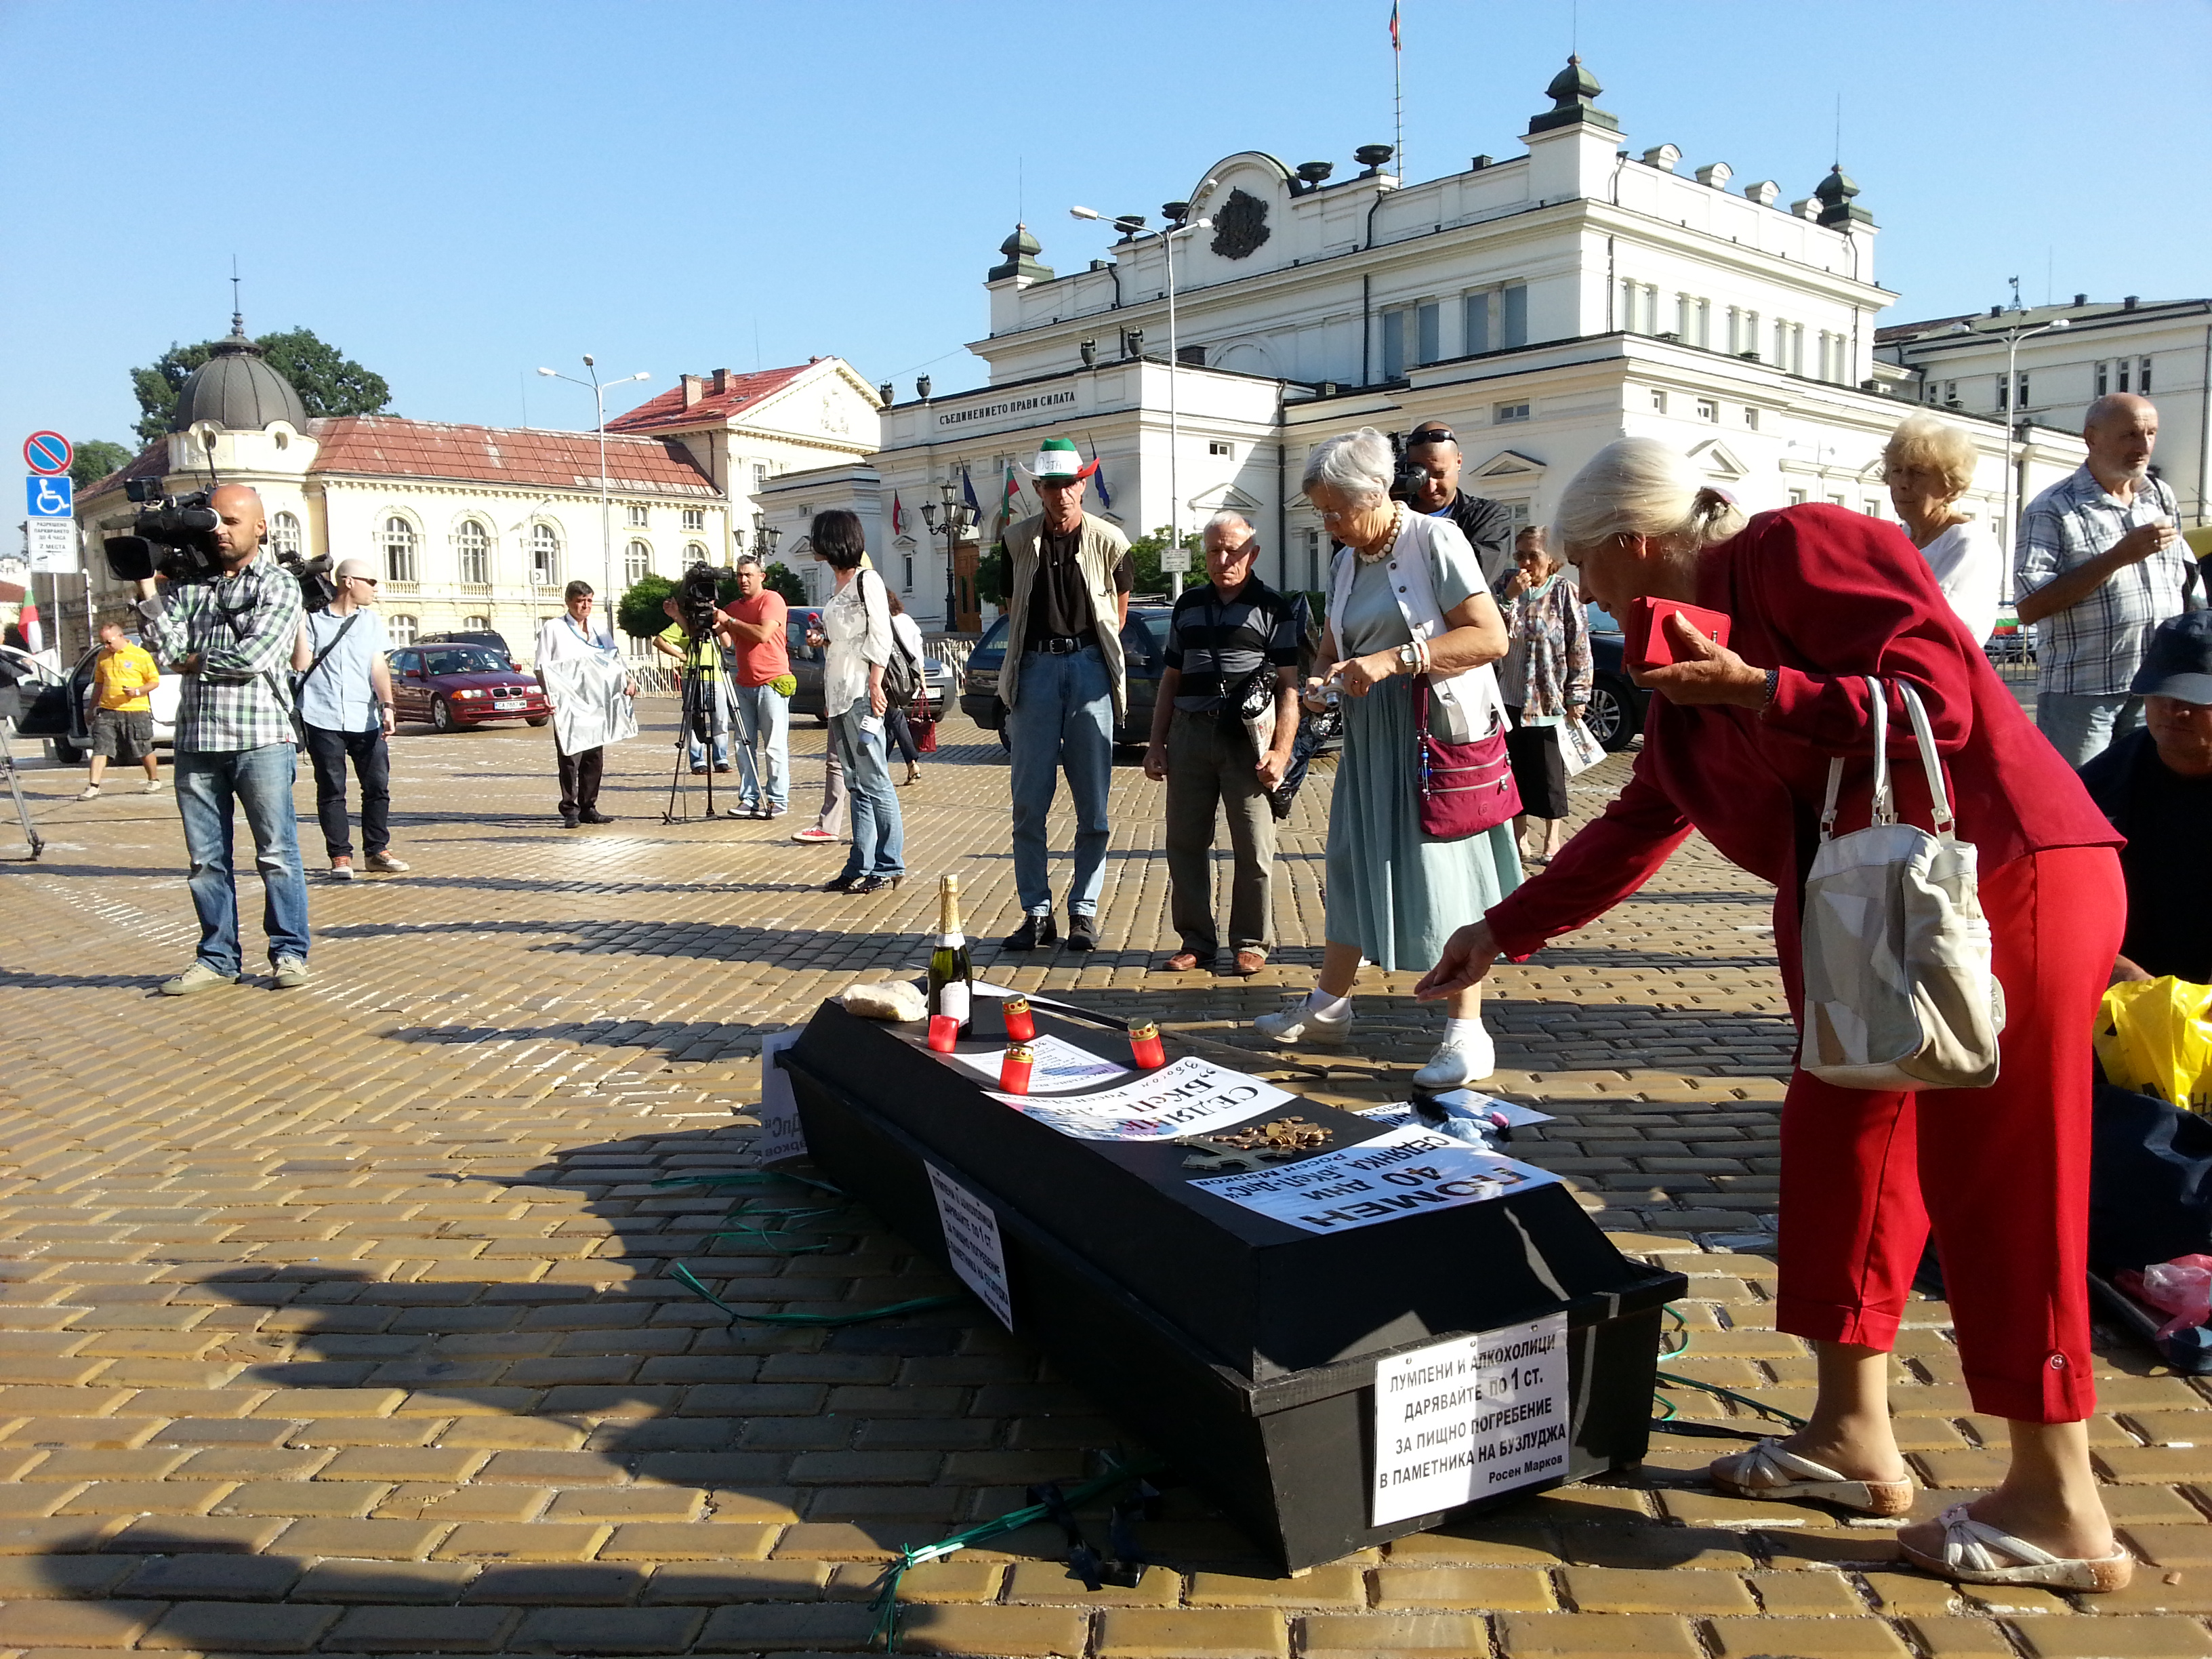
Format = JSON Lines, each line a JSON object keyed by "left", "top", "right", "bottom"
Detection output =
{"left": 1626, "top": 597, "right": 1732, "bottom": 671}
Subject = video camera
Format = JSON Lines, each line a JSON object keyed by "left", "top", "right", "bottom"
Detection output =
{"left": 675, "top": 560, "right": 737, "bottom": 638}
{"left": 1384, "top": 431, "right": 1432, "bottom": 505}
{"left": 103, "top": 480, "right": 337, "bottom": 612}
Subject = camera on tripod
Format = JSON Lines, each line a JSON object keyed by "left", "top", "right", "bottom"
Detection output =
{"left": 102, "top": 479, "right": 337, "bottom": 612}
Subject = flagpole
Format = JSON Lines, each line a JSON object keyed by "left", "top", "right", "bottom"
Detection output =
{"left": 1393, "top": 1, "right": 1404, "bottom": 183}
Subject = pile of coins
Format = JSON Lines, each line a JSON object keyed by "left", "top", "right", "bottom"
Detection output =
{"left": 1215, "top": 1118, "right": 1332, "bottom": 1152}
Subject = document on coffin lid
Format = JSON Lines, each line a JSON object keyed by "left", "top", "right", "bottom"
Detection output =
{"left": 990, "top": 1053, "right": 1294, "bottom": 1141}
{"left": 755, "top": 1030, "right": 807, "bottom": 1164}
{"left": 1370, "top": 1313, "right": 1570, "bottom": 1525}
{"left": 946, "top": 1033, "right": 1128, "bottom": 1092}
{"left": 927, "top": 1164, "right": 1013, "bottom": 1330}
{"left": 1189, "top": 1123, "right": 1560, "bottom": 1233}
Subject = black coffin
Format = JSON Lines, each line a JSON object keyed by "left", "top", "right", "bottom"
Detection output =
{"left": 781, "top": 998, "right": 1685, "bottom": 1572}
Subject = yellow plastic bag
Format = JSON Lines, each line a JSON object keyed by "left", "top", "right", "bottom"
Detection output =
{"left": 2095, "top": 977, "right": 2212, "bottom": 1113}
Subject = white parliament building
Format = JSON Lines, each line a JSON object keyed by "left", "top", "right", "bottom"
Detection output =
{"left": 765, "top": 56, "right": 2089, "bottom": 631}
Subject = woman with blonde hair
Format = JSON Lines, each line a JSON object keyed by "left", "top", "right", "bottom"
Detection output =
{"left": 1883, "top": 413, "right": 2001, "bottom": 644}
{"left": 1254, "top": 428, "right": 1517, "bottom": 1089}
{"left": 1419, "top": 438, "right": 2131, "bottom": 1593}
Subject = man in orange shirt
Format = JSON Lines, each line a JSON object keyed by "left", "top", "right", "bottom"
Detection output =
{"left": 79, "top": 619, "right": 161, "bottom": 800}
{"left": 712, "top": 556, "right": 792, "bottom": 819}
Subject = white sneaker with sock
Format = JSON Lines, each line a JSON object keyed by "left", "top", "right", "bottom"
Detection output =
{"left": 1254, "top": 987, "right": 1354, "bottom": 1045}
{"left": 1412, "top": 1016, "right": 1497, "bottom": 1089}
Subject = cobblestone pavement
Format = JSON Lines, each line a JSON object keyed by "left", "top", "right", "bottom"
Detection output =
{"left": 0, "top": 703, "right": 2204, "bottom": 1659}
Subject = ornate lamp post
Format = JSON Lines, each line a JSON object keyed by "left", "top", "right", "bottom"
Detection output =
{"left": 918, "top": 482, "right": 972, "bottom": 632}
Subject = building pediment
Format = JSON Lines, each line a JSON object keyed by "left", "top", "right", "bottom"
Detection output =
{"left": 1685, "top": 438, "right": 1750, "bottom": 479}
{"left": 1471, "top": 449, "right": 1548, "bottom": 481}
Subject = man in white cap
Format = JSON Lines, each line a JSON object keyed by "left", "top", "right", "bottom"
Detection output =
{"left": 292, "top": 557, "right": 407, "bottom": 880}
{"left": 997, "top": 436, "right": 1133, "bottom": 951}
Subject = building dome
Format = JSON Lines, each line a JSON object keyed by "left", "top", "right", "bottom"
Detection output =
{"left": 987, "top": 222, "right": 1052, "bottom": 284}
{"left": 169, "top": 321, "right": 309, "bottom": 433}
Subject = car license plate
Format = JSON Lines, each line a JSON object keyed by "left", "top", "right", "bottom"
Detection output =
{"left": 493, "top": 699, "right": 526, "bottom": 711}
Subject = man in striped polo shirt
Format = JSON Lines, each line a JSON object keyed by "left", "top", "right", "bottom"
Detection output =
{"left": 1143, "top": 512, "right": 1302, "bottom": 976}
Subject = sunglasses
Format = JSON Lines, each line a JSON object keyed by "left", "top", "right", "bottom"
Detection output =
{"left": 348, "top": 575, "right": 380, "bottom": 586}
{"left": 1408, "top": 427, "right": 1456, "bottom": 447}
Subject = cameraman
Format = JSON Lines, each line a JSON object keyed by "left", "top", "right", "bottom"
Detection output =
{"left": 1404, "top": 422, "right": 1517, "bottom": 597}
{"left": 140, "top": 484, "right": 312, "bottom": 995}
{"left": 653, "top": 592, "right": 732, "bottom": 775}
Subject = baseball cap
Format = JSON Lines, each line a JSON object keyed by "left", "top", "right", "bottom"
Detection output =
{"left": 2131, "top": 611, "right": 2212, "bottom": 705}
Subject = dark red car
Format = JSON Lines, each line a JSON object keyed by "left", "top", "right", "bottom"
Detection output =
{"left": 388, "top": 643, "right": 551, "bottom": 733}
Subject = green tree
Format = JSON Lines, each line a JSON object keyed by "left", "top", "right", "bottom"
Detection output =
{"left": 762, "top": 562, "right": 807, "bottom": 607}
{"left": 1122, "top": 524, "right": 1202, "bottom": 596}
{"left": 70, "top": 439, "right": 134, "bottom": 489}
{"left": 616, "top": 574, "right": 677, "bottom": 641}
{"left": 129, "top": 327, "right": 392, "bottom": 443}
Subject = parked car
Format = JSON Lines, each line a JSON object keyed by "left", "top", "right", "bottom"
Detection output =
{"left": 784, "top": 608, "right": 957, "bottom": 725}
{"left": 1583, "top": 602, "right": 1650, "bottom": 752}
{"left": 960, "top": 606, "right": 1171, "bottom": 752}
{"left": 388, "top": 644, "right": 551, "bottom": 731}
{"left": 11, "top": 643, "right": 180, "bottom": 763}
{"left": 418, "top": 629, "right": 514, "bottom": 660}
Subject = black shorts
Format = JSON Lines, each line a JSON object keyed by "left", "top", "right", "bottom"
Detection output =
{"left": 91, "top": 708, "right": 155, "bottom": 762}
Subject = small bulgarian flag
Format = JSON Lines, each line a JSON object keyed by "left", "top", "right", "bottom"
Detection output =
{"left": 1389, "top": 0, "right": 1400, "bottom": 48}
{"left": 891, "top": 491, "right": 905, "bottom": 537}
{"left": 1002, "top": 464, "right": 1022, "bottom": 523}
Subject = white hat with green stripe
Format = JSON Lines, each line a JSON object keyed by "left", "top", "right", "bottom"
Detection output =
{"left": 1029, "top": 437, "right": 1088, "bottom": 482}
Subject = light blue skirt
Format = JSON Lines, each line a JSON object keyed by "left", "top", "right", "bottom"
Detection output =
{"left": 1323, "top": 676, "right": 1523, "bottom": 971}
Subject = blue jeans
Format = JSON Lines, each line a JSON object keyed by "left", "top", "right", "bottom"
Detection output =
{"left": 174, "top": 743, "right": 311, "bottom": 975}
{"left": 684, "top": 678, "right": 731, "bottom": 771}
{"left": 1006, "top": 646, "right": 1114, "bottom": 917}
{"left": 732, "top": 683, "right": 790, "bottom": 810}
{"left": 2036, "top": 691, "right": 2144, "bottom": 769}
{"left": 831, "top": 697, "right": 903, "bottom": 881}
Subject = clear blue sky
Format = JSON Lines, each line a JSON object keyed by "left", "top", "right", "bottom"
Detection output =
{"left": 3, "top": 0, "right": 2205, "bottom": 460}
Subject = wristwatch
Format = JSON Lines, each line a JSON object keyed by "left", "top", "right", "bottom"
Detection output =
{"left": 1396, "top": 643, "right": 1422, "bottom": 676}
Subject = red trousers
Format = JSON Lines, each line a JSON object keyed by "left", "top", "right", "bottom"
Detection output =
{"left": 1774, "top": 845, "right": 2124, "bottom": 1423}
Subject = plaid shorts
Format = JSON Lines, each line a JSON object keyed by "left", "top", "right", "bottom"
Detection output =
{"left": 91, "top": 708, "right": 155, "bottom": 761}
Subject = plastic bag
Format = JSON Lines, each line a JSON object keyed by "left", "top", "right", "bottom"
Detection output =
{"left": 2133, "top": 1253, "right": 2212, "bottom": 1339}
{"left": 2095, "top": 977, "right": 2212, "bottom": 1113}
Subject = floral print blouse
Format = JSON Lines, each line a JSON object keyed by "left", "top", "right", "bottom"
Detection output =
{"left": 1499, "top": 573, "right": 1593, "bottom": 718}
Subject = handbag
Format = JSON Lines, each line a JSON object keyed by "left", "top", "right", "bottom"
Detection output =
{"left": 1414, "top": 670, "right": 1519, "bottom": 840}
{"left": 914, "top": 684, "right": 939, "bottom": 753}
{"left": 1558, "top": 712, "right": 1605, "bottom": 777}
{"left": 1799, "top": 678, "right": 2006, "bottom": 1091}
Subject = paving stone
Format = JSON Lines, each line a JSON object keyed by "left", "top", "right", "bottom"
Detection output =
{"left": 117, "top": 1553, "right": 304, "bottom": 1600}
{"left": 1095, "top": 1605, "right": 1290, "bottom": 1658}
{"left": 0, "top": 1553, "right": 140, "bottom": 1597}
{"left": 325, "top": 1604, "right": 520, "bottom": 1652}
{"left": 1908, "top": 1615, "right": 2019, "bottom": 1657}
{"left": 289, "top": 1559, "right": 478, "bottom": 1602}
{"left": 2015, "top": 1618, "right": 2212, "bottom": 1658}
{"left": 108, "top": 1515, "right": 291, "bottom": 1554}
{"left": 0, "top": 1599, "right": 168, "bottom": 1648}
{"left": 1561, "top": 1567, "right": 1757, "bottom": 1614}
{"left": 1303, "top": 1612, "right": 1492, "bottom": 1654}
{"left": 432, "top": 1521, "right": 611, "bottom": 1560}
{"left": 139, "top": 1599, "right": 342, "bottom": 1652}
{"left": 642, "top": 1559, "right": 832, "bottom": 1601}
{"left": 1496, "top": 1612, "right": 1705, "bottom": 1656}
{"left": 463, "top": 1561, "right": 646, "bottom": 1603}
{"left": 695, "top": 1599, "right": 878, "bottom": 1650}
{"left": 1372, "top": 1565, "right": 1555, "bottom": 1610}
{"left": 1705, "top": 1616, "right": 1914, "bottom": 1656}
{"left": 270, "top": 1517, "right": 447, "bottom": 1559}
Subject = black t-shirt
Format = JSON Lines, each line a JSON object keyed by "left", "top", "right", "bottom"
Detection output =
{"left": 1025, "top": 526, "right": 1134, "bottom": 648}
{"left": 1432, "top": 490, "right": 1517, "bottom": 597}
{"left": 2081, "top": 728, "right": 2212, "bottom": 981}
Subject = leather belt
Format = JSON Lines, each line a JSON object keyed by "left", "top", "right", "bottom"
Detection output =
{"left": 1029, "top": 636, "right": 1092, "bottom": 655}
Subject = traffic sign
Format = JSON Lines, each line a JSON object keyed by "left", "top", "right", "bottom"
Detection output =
{"left": 23, "top": 432, "right": 72, "bottom": 476}
{"left": 25, "top": 519, "right": 77, "bottom": 573}
{"left": 24, "top": 476, "right": 71, "bottom": 518}
{"left": 1159, "top": 547, "right": 1193, "bottom": 573}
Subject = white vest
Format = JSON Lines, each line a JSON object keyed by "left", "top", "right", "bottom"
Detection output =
{"left": 1328, "top": 511, "right": 1506, "bottom": 743}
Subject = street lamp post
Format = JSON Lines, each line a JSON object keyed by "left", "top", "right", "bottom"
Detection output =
{"left": 537, "top": 356, "right": 651, "bottom": 621}
{"left": 1948, "top": 312, "right": 2069, "bottom": 561}
{"left": 1071, "top": 189, "right": 1215, "bottom": 597}
{"left": 918, "top": 483, "right": 972, "bottom": 632}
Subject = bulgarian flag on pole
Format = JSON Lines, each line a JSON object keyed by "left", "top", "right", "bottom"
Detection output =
{"left": 1001, "top": 464, "right": 1023, "bottom": 527}
{"left": 1389, "top": 0, "right": 1400, "bottom": 47}
{"left": 891, "top": 492, "right": 905, "bottom": 537}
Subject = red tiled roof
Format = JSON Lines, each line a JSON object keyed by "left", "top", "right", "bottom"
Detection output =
{"left": 309, "top": 416, "right": 717, "bottom": 496}
{"left": 605, "top": 363, "right": 815, "bottom": 434}
{"left": 81, "top": 441, "right": 170, "bottom": 499}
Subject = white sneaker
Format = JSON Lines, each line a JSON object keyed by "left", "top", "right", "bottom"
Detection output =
{"left": 365, "top": 851, "right": 410, "bottom": 874}
{"left": 142, "top": 779, "right": 164, "bottom": 794}
{"left": 271, "top": 956, "right": 311, "bottom": 989}
{"left": 1412, "top": 1023, "right": 1498, "bottom": 1090}
{"left": 75, "top": 785, "right": 100, "bottom": 801}
{"left": 327, "top": 863, "right": 355, "bottom": 882}
{"left": 1254, "top": 996, "right": 1354, "bottom": 1046}
{"left": 160, "top": 962, "right": 238, "bottom": 997}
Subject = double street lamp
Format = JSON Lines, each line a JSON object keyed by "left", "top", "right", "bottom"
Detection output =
{"left": 537, "top": 356, "right": 651, "bottom": 622}
{"left": 1071, "top": 188, "right": 1214, "bottom": 597}
{"left": 918, "top": 481, "right": 973, "bottom": 630}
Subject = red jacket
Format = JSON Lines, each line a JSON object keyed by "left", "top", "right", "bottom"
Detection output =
{"left": 1486, "top": 505, "right": 2120, "bottom": 964}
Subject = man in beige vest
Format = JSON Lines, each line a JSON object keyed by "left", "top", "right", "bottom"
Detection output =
{"left": 996, "top": 437, "right": 1133, "bottom": 952}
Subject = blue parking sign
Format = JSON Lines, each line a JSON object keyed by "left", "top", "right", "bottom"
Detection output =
{"left": 25, "top": 475, "right": 72, "bottom": 517}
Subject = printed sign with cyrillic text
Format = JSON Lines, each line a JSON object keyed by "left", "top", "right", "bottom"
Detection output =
{"left": 1187, "top": 1124, "right": 1558, "bottom": 1233}
{"left": 926, "top": 1164, "right": 1014, "bottom": 1330}
{"left": 1371, "top": 1313, "right": 1570, "bottom": 1524}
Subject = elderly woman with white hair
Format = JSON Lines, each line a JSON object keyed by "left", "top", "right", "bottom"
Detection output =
{"left": 1417, "top": 438, "right": 2133, "bottom": 1593}
{"left": 1883, "top": 413, "right": 2001, "bottom": 645}
{"left": 1254, "top": 427, "right": 1518, "bottom": 1088}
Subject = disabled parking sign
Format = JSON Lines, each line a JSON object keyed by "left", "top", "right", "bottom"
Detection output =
{"left": 25, "top": 475, "right": 72, "bottom": 517}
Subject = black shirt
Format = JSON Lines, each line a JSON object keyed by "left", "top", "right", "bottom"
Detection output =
{"left": 1164, "top": 578, "right": 1303, "bottom": 712}
{"left": 2078, "top": 728, "right": 2212, "bottom": 981}
{"left": 1430, "top": 490, "right": 1517, "bottom": 597}
{"left": 1025, "top": 525, "right": 1134, "bottom": 649}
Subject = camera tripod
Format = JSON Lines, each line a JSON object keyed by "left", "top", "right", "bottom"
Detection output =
{"left": 660, "top": 626, "right": 758, "bottom": 824}
{"left": 0, "top": 689, "right": 46, "bottom": 861}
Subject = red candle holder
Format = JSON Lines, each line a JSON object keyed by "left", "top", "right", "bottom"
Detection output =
{"left": 1129, "top": 1021, "right": 1166, "bottom": 1070}
{"left": 1000, "top": 1044, "right": 1036, "bottom": 1094}
{"left": 926, "top": 1015, "right": 960, "bottom": 1053}
{"left": 1002, "top": 996, "right": 1036, "bottom": 1042}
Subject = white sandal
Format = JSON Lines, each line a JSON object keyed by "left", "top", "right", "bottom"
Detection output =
{"left": 1901, "top": 1502, "right": 2133, "bottom": 1593}
{"left": 1708, "top": 1438, "right": 1915, "bottom": 1517}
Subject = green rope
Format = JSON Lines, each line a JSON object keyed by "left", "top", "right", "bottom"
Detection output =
{"left": 666, "top": 1261, "right": 964, "bottom": 1328}
{"left": 1650, "top": 1304, "right": 1811, "bottom": 1431}
{"left": 866, "top": 1453, "right": 1164, "bottom": 1652}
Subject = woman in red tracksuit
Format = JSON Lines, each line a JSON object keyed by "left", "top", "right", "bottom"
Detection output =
{"left": 1419, "top": 438, "right": 2130, "bottom": 1593}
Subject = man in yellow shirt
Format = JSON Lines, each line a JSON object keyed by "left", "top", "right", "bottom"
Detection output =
{"left": 79, "top": 619, "right": 162, "bottom": 800}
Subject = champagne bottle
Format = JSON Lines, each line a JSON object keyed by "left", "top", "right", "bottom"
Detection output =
{"left": 926, "top": 875, "right": 974, "bottom": 1037}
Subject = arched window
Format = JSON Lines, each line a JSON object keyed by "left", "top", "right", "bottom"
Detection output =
{"left": 270, "top": 511, "right": 302, "bottom": 559}
{"left": 683, "top": 541, "right": 707, "bottom": 566}
{"left": 388, "top": 614, "right": 419, "bottom": 645}
{"left": 383, "top": 516, "right": 417, "bottom": 583}
{"left": 529, "top": 524, "right": 560, "bottom": 586}
{"left": 455, "top": 519, "right": 491, "bottom": 586}
{"left": 462, "top": 615, "right": 491, "bottom": 632}
{"left": 624, "top": 539, "right": 651, "bottom": 586}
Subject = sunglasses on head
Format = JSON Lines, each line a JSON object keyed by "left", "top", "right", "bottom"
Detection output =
{"left": 1408, "top": 427, "right": 1456, "bottom": 447}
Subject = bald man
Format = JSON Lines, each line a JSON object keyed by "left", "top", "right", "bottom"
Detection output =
{"left": 2017, "top": 393, "right": 2205, "bottom": 766}
{"left": 142, "top": 483, "right": 312, "bottom": 994}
